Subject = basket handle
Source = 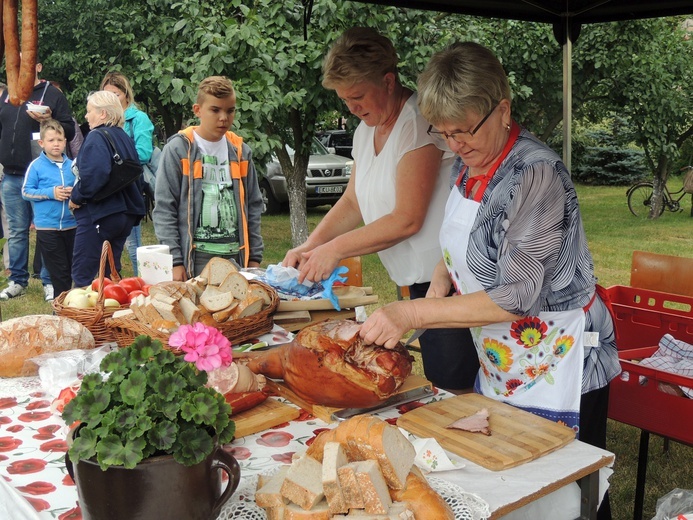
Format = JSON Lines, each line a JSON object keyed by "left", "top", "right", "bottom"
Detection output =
{"left": 95, "top": 241, "right": 120, "bottom": 305}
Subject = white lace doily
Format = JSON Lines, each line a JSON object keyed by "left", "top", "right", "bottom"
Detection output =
{"left": 0, "top": 376, "right": 44, "bottom": 398}
{"left": 217, "top": 469, "right": 490, "bottom": 520}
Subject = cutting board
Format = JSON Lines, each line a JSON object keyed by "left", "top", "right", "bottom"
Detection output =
{"left": 232, "top": 397, "right": 300, "bottom": 438}
{"left": 264, "top": 375, "right": 432, "bottom": 423}
{"left": 277, "top": 286, "right": 378, "bottom": 312}
{"left": 396, "top": 393, "right": 575, "bottom": 471}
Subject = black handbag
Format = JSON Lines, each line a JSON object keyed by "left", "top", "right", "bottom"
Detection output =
{"left": 91, "top": 129, "right": 143, "bottom": 202}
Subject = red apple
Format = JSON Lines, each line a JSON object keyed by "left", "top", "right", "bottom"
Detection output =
{"left": 119, "top": 277, "right": 143, "bottom": 294}
{"left": 91, "top": 277, "right": 112, "bottom": 292}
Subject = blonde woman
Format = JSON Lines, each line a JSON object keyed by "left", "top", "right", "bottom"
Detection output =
{"left": 68, "top": 90, "right": 146, "bottom": 287}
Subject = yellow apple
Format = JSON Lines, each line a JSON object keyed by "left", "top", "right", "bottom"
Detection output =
{"left": 86, "top": 291, "right": 99, "bottom": 308}
{"left": 64, "top": 288, "right": 90, "bottom": 307}
{"left": 104, "top": 298, "right": 121, "bottom": 307}
{"left": 67, "top": 293, "right": 91, "bottom": 309}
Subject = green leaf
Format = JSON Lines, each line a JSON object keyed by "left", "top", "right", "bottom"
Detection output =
{"left": 120, "top": 371, "right": 147, "bottom": 406}
{"left": 173, "top": 426, "right": 214, "bottom": 466}
{"left": 96, "top": 434, "right": 147, "bottom": 470}
{"left": 148, "top": 420, "right": 178, "bottom": 451}
{"left": 180, "top": 390, "right": 218, "bottom": 424}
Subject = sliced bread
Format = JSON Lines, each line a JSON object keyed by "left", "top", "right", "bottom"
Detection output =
{"left": 256, "top": 465, "right": 289, "bottom": 508}
{"left": 232, "top": 295, "right": 264, "bottom": 319}
{"left": 249, "top": 284, "right": 273, "bottom": 307}
{"left": 354, "top": 460, "right": 392, "bottom": 515}
{"left": 200, "top": 286, "right": 234, "bottom": 312}
{"left": 284, "top": 499, "right": 331, "bottom": 520}
{"left": 219, "top": 271, "right": 249, "bottom": 300}
{"left": 281, "top": 454, "right": 324, "bottom": 511}
{"left": 337, "top": 461, "right": 364, "bottom": 509}
{"left": 212, "top": 301, "right": 239, "bottom": 322}
{"left": 322, "top": 442, "right": 348, "bottom": 514}
{"left": 203, "top": 257, "right": 239, "bottom": 286}
{"left": 178, "top": 296, "right": 202, "bottom": 324}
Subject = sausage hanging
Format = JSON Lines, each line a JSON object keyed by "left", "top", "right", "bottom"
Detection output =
{"left": 2, "top": 0, "right": 38, "bottom": 106}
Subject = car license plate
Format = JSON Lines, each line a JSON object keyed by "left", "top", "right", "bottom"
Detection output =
{"left": 316, "top": 185, "right": 344, "bottom": 194}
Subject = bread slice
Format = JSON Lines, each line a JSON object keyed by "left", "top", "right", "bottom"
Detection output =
{"left": 343, "top": 502, "right": 414, "bottom": 519}
{"left": 151, "top": 299, "right": 185, "bottom": 325}
{"left": 232, "top": 295, "right": 263, "bottom": 319}
{"left": 203, "top": 257, "right": 239, "bottom": 286}
{"left": 212, "top": 301, "right": 239, "bottom": 322}
{"left": 178, "top": 296, "right": 201, "bottom": 324}
{"left": 150, "top": 293, "right": 177, "bottom": 306}
{"left": 149, "top": 281, "right": 188, "bottom": 300}
{"left": 200, "top": 286, "right": 234, "bottom": 312}
{"left": 141, "top": 298, "right": 165, "bottom": 325}
{"left": 185, "top": 276, "right": 207, "bottom": 300}
{"left": 249, "top": 284, "right": 272, "bottom": 307}
{"left": 284, "top": 499, "right": 331, "bottom": 520}
{"left": 129, "top": 294, "right": 148, "bottom": 323}
{"left": 354, "top": 460, "right": 392, "bottom": 515}
{"left": 112, "top": 308, "right": 134, "bottom": 319}
{"left": 256, "top": 465, "right": 289, "bottom": 508}
{"left": 337, "top": 462, "right": 364, "bottom": 509}
{"left": 281, "top": 454, "right": 324, "bottom": 511}
{"left": 265, "top": 505, "right": 286, "bottom": 520}
{"left": 322, "top": 442, "right": 348, "bottom": 514}
{"left": 219, "top": 271, "right": 249, "bottom": 300}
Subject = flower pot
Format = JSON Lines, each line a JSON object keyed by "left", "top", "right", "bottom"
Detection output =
{"left": 65, "top": 445, "right": 240, "bottom": 520}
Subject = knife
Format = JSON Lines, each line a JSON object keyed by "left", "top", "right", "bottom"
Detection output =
{"left": 331, "top": 385, "right": 435, "bottom": 421}
{"left": 403, "top": 328, "right": 426, "bottom": 349}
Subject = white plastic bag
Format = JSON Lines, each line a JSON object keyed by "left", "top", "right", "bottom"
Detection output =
{"left": 652, "top": 488, "right": 693, "bottom": 520}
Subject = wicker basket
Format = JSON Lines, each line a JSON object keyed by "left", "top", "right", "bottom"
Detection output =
{"left": 52, "top": 241, "right": 125, "bottom": 346}
{"left": 105, "top": 279, "right": 279, "bottom": 353}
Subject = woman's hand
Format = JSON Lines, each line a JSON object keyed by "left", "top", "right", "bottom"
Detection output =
{"left": 359, "top": 300, "right": 418, "bottom": 349}
{"left": 295, "top": 244, "right": 341, "bottom": 284}
{"left": 282, "top": 244, "right": 310, "bottom": 270}
{"left": 426, "top": 261, "right": 453, "bottom": 298}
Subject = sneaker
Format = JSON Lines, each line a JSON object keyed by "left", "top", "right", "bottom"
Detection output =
{"left": 0, "top": 281, "right": 27, "bottom": 301}
{"left": 43, "top": 284, "right": 54, "bottom": 302}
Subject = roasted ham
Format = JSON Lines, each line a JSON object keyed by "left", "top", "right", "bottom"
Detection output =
{"left": 236, "top": 319, "right": 414, "bottom": 407}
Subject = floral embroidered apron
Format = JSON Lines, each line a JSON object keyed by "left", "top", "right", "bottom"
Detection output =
{"left": 438, "top": 123, "right": 584, "bottom": 431}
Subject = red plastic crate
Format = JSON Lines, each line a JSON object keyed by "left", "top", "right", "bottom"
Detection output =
{"left": 606, "top": 286, "right": 693, "bottom": 442}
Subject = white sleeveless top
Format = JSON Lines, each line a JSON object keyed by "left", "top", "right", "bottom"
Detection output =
{"left": 353, "top": 93, "right": 453, "bottom": 286}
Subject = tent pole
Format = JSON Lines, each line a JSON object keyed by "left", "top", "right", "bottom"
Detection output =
{"left": 562, "top": 22, "right": 573, "bottom": 172}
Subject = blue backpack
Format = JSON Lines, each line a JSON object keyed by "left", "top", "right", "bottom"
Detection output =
{"left": 142, "top": 146, "right": 161, "bottom": 200}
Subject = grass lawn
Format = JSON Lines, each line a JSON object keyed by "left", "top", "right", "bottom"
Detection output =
{"left": 3, "top": 179, "right": 692, "bottom": 519}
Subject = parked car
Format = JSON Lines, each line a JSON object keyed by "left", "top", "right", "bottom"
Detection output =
{"left": 316, "top": 129, "right": 353, "bottom": 158}
{"left": 259, "top": 138, "right": 353, "bottom": 214}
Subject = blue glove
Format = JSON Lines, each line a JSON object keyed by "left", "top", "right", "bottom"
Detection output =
{"left": 321, "top": 265, "right": 349, "bottom": 311}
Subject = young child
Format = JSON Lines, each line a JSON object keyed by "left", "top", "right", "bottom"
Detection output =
{"left": 21, "top": 119, "right": 77, "bottom": 299}
{"left": 153, "top": 76, "right": 264, "bottom": 280}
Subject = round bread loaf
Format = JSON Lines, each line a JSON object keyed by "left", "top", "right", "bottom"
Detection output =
{"left": 0, "top": 315, "right": 96, "bottom": 377}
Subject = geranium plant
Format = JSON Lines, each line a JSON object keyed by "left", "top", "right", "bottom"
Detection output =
{"left": 62, "top": 331, "right": 235, "bottom": 471}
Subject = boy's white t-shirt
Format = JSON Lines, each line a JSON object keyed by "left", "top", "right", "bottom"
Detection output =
{"left": 192, "top": 132, "right": 240, "bottom": 255}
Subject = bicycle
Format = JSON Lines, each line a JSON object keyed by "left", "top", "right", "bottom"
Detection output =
{"left": 627, "top": 166, "right": 693, "bottom": 217}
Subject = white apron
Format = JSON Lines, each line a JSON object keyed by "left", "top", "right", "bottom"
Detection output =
{"left": 439, "top": 124, "right": 584, "bottom": 432}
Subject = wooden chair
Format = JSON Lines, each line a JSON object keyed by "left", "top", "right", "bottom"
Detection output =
{"left": 630, "top": 250, "right": 693, "bottom": 297}
{"left": 338, "top": 256, "right": 362, "bottom": 286}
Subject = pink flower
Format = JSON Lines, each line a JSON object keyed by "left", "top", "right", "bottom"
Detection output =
{"left": 169, "top": 323, "right": 233, "bottom": 372}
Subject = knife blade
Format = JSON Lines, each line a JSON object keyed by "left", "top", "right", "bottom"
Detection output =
{"left": 403, "top": 328, "right": 426, "bottom": 349}
{"left": 331, "top": 385, "right": 435, "bottom": 421}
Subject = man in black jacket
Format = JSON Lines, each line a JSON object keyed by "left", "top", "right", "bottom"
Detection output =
{"left": 0, "top": 60, "right": 75, "bottom": 301}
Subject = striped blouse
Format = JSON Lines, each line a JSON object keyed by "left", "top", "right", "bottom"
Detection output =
{"left": 452, "top": 127, "right": 621, "bottom": 393}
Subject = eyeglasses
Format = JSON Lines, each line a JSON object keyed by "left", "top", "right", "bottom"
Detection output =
{"left": 427, "top": 102, "right": 499, "bottom": 144}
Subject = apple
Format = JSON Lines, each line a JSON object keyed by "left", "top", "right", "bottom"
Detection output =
{"left": 103, "top": 284, "right": 129, "bottom": 305}
{"left": 66, "top": 293, "right": 91, "bottom": 309}
{"left": 64, "top": 288, "right": 90, "bottom": 307}
{"left": 86, "top": 291, "right": 99, "bottom": 308}
{"left": 91, "top": 277, "right": 112, "bottom": 292}
{"left": 119, "top": 277, "right": 143, "bottom": 294}
{"left": 104, "top": 298, "right": 121, "bottom": 307}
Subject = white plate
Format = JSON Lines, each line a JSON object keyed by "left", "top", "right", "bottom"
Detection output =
{"left": 217, "top": 469, "right": 491, "bottom": 520}
{"left": 26, "top": 103, "right": 49, "bottom": 114}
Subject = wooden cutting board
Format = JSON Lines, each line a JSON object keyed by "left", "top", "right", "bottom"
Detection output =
{"left": 396, "top": 393, "right": 576, "bottom": 471}
{"left": 264, "top": 375, "right": 432, "bottom": 423}
{"left": 232, "top": 398, "right": 300, "bottom": 438}
{"left": 277, "top": 286, "right": 378, "bottom": 312}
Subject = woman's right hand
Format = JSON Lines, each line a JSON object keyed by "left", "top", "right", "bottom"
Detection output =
{"left": 282, "top": 246, "right": 307, "bottom": 269}
{"left": 426, "top": 260, "right": 453, "bottom": 298}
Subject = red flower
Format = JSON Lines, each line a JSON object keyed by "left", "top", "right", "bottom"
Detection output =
{"left": 26, "top": 400, "right": 50, "bottom": 410}
{"left": 256, "top": 431, "right": 293, "bottom": 447}
{"left": 228, "top": 447, "right": 251, "bottom": 460}
{"left": 18, "top": 411, "right": 52, "bottom": 423}
{"left": 17, "top": 481, "right": 56, "bottom": 495}
{"left": 62, "top": 474, "right": 75, "bottom": 486}
{"left": 25, "top": 496, "right": 50, "bottom": 512}
{"left": 0, "top": 416, "right": 11, "bottom": 425}
{"left": 0, "top": 454, "right": 8, "bottom": 461}
{"left": 58, "top": 504, "right": 82, "bottom": 520}
{"left": 33, "top": 424, "right": 61, "bottom": 440}
{"left": 6, "top": 425, "right": 24, "bottom": 433}
{"left": 271, "top": 422, "right": 291, "bottom": 429}
{"left": 40, "top": 439, "right": 68, "bottom": 453}
{"left": 305, "top": 428, "right": 331, "bottom": 447}
{"left": 510, "top": 317, "right": 548, "bottom": 347}
{"left": 0, "top": 436, "right": 22, "bottom": 452}
{"left": 0, "top": 397, "right": 18, "bottom": 409}
{"left": 272, "top": 452, "right": 295, "bottom": 464}
{"left": 7, "top": 458, "right": 47, "bottom": 474}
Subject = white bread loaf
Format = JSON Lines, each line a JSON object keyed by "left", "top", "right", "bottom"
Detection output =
{"left": 231, "top": 295, "right": 263, "bottom": 319}
{"left": 212, "top": 301, "right": 239, "bottom": 322}
{"left": 256, "top": 465, "right": 289, "bottom": 508}
{"left": 178, "top": 296, "right": 201, "bottom": 324}
{"left": 201, "top": 257, "right": 238, "bottom": 286}
{"left": 0, "top": 315, "right": 96, "bottom": 377}
{"left": 281, "top": 454, "right": 325, "bottom": 511}
{"left": 249, "top": 284, "right": 272, "bottom": 307}
{"left": 355, "top": 460, "right": 392, "bottom": 514}
{"left": 389, "top": 466, "right": 454, "bottom": 520}
{"left": 322, "top": 442, "right": 348, "bottom": 514}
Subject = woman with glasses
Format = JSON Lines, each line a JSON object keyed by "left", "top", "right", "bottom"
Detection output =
{"left": 360, "top": 43, "right": 617, "bottom": 518}
{"left": 282, "top": 27, "right": 478, "bottom": 393}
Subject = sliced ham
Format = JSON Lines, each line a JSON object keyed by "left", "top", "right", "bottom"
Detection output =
{"left": 446, "top": 407, "right": 491, "bottom": 436}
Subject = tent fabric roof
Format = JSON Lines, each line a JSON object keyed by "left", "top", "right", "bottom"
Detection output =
{"left": 359, "top": 0, "right": 693, "bottom": 25}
